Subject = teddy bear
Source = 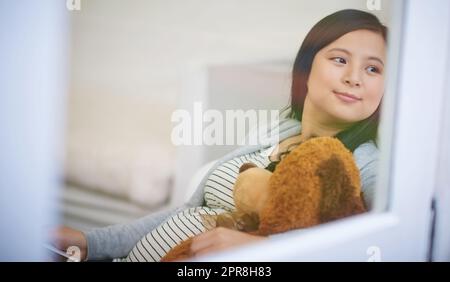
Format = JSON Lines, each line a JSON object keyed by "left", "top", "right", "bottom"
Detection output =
{"left": 160, "top": 136, "right": 367, "bottom": 261}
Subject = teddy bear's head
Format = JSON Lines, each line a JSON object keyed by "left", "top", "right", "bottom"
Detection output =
{"left": 256, "top": 136, "right": 367, "bottom": 235}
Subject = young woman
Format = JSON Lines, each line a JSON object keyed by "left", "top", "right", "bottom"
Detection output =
{"left": 52, "top": 9, "right": 387, "bottom": 261}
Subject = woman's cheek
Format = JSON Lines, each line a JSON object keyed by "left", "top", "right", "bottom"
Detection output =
{"left": 322, "top": 63, "right": 342, "bottom": 85}
{"left": 367, "top": 79, "right": 384, "bottom": 104}
{"left": 364, "top": 86, "right": 383, "bottom": 116}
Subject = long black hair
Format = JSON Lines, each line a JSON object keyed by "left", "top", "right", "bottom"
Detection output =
{"left": 282, "top": 9, "right": 388, "bottom": 152}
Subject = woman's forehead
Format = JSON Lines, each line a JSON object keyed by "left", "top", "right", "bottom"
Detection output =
{"left": 322, "top": 30, "right": 386, "bottom": 61}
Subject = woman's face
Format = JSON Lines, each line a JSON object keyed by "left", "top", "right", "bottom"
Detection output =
{"left": 306, "top": 29, "right": 386, "bottom": 124}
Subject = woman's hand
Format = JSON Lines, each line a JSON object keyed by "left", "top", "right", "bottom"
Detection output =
{"left": 190, "top": 227, "right": 266, "bottom": 258}
{"left": 49, "top": 226, "right": 88, "bottom": 261}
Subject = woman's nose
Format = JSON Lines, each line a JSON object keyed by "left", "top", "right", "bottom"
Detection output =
{"left": 343, "top": 69, "right": 362, "bottom": 87}
{"left": 344, "top": 78, "right": 361, "bottom": 87}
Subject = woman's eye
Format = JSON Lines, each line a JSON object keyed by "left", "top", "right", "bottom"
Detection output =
{"left": 332, "top": 57, "right": 346, "bottom": 64}
{"left": 366, "top": 66, "right": 380, "bottom": 74}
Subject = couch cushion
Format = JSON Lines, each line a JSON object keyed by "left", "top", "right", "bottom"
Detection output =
{"left": 64, "top": 91, "right": 176, "bottom": 207}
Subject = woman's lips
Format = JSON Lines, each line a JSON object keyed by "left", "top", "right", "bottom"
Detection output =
{"left": 333, "top": 90, "right": 362, "bottom": 103}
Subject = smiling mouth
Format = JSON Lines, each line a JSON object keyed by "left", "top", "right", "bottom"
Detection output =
{"left": 333, "top": 90, "right": 362, "bottom": 102}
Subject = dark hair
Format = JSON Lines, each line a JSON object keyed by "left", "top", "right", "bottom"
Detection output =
{"left": 282, "top": 9, "right": 388, "bottom": 152}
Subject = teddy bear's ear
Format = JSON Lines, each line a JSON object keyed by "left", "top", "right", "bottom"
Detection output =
{"left": 316, "top": 154, "right": 367, "bottom": 223}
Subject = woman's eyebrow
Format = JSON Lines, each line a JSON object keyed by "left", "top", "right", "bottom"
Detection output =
{"left": 327, "top": 47, "right": 384, "bottom": 66}
{"left": 367, "top": 56, "right": 384, "bottom": 67}
{"left": 327, "top": 47, "right": 351, "bottom": 55}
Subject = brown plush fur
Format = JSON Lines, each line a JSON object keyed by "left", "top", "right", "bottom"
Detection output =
{"left": 160, "top": 237, "right": 195, "bottom": 262}
{"left": 257, "top": 137, "right": 366, "bottom": 235}
{"left": 161, "top": 137, "right": 366, "bottom": 261}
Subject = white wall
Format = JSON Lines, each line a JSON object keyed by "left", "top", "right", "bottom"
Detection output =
{"left": 69, "top": 0, "right": 390, "bottom": 105}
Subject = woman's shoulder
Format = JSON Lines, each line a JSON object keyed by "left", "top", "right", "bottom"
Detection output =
{"left": 352, "top": 140, "right": 379, "bottom": 170}
{"left": 354, "top": 140, "right": 379, "bottom": 155}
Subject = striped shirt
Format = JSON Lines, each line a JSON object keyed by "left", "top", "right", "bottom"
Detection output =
{"left": 120, "top": 144, "right": 277, "bottom": 262}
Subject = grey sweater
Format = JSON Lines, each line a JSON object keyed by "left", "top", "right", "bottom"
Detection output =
{"left": 85, "top": 118, "right": 379, "bottom": 260}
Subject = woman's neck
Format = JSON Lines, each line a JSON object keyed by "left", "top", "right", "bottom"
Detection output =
{"left": 299, "top": 118, "right": 342, "bottom": 141}
{"left": 299, "top": 96, "right": 352, "bottom": 140}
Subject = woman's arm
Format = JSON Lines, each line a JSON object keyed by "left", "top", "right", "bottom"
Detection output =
{"left": 83, "top": 178, "right": 206, "bottom": 260}
{"left": 84, "top": 205, "right": 185, "bottom": 260}
{"left": 50, "top": 206, "right": 185, "bottom": 261}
